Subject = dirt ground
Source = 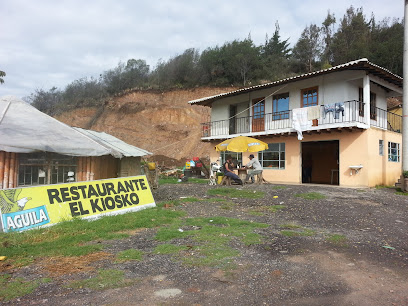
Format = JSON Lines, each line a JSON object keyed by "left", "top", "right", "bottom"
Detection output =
{"left": 3, "top": 183, "right": 408, "bottom": 305}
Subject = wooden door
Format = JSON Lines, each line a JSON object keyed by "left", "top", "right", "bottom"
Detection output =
{"left": 252, "top": 98, "right": 265, "bottom": 132}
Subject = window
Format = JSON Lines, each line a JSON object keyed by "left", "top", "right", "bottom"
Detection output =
{"left": 301, "top": 87, "right": 318, "bottom": 107}
{"left": 388, "top": 142, "right": 400, "bottom": 162}
{"left": 379, "top": 140, "right": 384, "bottom": 156}
{"left": 273, "top": 93, "right": 289, "bottom": 120}
{"left": 18, "top": 153, "right": 77, "bottom": 186}
{"left": 258, "top": 143, "right": 285, "bottom": 169}
{"left": 220, "top": 151, "right": 242, "bottom": 168}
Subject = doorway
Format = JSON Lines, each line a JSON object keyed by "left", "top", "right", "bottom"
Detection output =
{"left": 252, "top": 98, "right": 265, "bottom": 132}
{"left": 301, "top": 140, "right": 339, "bottom": 185}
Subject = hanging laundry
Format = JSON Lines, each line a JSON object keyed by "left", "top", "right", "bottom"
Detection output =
{"left": 292, "top": 108, "right": 311, "bottom": 140}
{"left": 307, "top": 105, "right": 320, "bottom": 120}
{"left": 334, "top": 102, "right": 345, "bottom": 119}
{"left": 323, "top": 103, "right": 335, "bottom": 119}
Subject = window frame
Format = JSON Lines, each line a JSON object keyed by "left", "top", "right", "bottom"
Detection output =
{"left": 272, "top": 93, "right": 290, "bottom": 121}
{"left": 388, "top": 142, "right": 400, "bottom": 162}
{"left": 258, "top": 143, "right": 285, "bottom": 170}
{"left": 301, "top": 86, "right": 318, "bottom": 108}
{"left": 220, "top": 151, "right": 243, "bottom": 168}
{"left": 18, "top": 152, "right": 77, "bottom": 187}
{"left": 379, "top": 139, "right": 384, "bottom": 156}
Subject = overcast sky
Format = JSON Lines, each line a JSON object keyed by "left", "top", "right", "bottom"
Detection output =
{"left": 0, "top": 0, "right": 404, "bottom": 99}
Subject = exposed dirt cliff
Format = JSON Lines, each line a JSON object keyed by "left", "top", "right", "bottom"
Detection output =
{"left": 55, "top": 87, "right": 235, "bottom": 166}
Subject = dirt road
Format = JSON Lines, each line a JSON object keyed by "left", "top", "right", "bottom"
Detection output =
{"left": 3, "top": 183, "right": 408, "bottom": 305}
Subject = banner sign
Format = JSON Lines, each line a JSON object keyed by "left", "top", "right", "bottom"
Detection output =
{"left": 0, "top": 176, "right": 156, "bottom": 233}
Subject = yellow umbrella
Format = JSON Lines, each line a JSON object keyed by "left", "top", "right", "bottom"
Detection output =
{"left": 215, "top": 136, "right": 268, "bottom": 152}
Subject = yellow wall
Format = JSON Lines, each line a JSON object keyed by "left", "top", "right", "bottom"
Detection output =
{"left": 210, "top": 128, "right": 402, "bottom": 187}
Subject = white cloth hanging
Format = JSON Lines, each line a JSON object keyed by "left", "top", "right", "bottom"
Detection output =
{"left": 292, "top": 108, "right": 312, "bottom": 140}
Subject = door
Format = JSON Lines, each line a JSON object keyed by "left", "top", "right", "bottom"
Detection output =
{"left": 252, "top": 98, "right": 265, "bottom": 132}
{"left": 301, "top": 140, "right": 339, "bottom": 185}
{"left": 301, "top": 87, "right": 318, "bottom": 126}
{"left": 229, "top": 105, "right": 237, "bottom": 135}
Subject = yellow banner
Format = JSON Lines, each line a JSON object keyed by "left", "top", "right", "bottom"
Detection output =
{"left": 0, "top": 176, "right": 156, "bottom": 232}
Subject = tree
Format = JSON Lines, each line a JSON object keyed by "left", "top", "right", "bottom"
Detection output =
{"left": 28, "top": 87, "right": 63, "bottom": 115}
{"left": 292, "top": 24, "right": 322, "bottom": 73}
{"left": 331, "top": 6, "right": 372, "bottom": 64}
{"left": 262, "top": 21, "right": 292, "bottom": 80}
{"left": 321, "top": 11, "right": 336, "bottom": 65}
{"left": 0, "top": 70, "right": 5, "bottom": 84}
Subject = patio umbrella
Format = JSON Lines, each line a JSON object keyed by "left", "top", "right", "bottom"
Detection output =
{"left": 215, "top": 136, "right": 268, "bottom": 152}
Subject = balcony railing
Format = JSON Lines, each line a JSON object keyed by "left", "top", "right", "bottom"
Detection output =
{"left": 201, "top": 100, "right": 402, "bottom": 138}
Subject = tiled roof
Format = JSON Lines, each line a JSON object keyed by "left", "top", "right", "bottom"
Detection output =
{"left": 189, "top": 58, "right": 403, "bottom": 106}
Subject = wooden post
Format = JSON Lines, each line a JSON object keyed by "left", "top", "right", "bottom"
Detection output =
{"left": 90, "top": 157, "right": 96, "bottom": 181}
{"left": 3, "top": 152, "right": 10, "bottom": 189}
{"left": 8, "top": 153, "right": 15, "bottom": 189}
{"left": 77, "top": 157, "right": 84, "bottom": 182}
{"left": 0, "top": 151, "right": 5, "bottom": 189}
{"left": 86, "top": 157, "right": 91, "bottom": 181}
{"left": 14, "top": 153, "right": 18, "bottom": 188}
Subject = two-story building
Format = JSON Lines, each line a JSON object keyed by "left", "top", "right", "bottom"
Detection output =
{"left": 189, "top": 59, "right": 403, "bottom": 187}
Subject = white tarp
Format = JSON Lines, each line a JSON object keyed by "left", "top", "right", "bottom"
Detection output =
{"left": 0, "top": 95, "right": 126, "bottom": 157}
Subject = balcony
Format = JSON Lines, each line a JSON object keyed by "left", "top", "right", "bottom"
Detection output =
{"left": 201, "top": 100, "right": 402, "bottom": 139}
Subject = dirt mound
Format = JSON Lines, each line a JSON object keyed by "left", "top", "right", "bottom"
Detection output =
{"left": 55, "top": 87, "right": 235, "bottom": 164}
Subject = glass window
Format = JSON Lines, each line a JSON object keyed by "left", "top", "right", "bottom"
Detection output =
{"left": 259, "top": 143, "right": 285, "bottom": 169}
{"left": 220, "top": 151, "right": 242, "bottom": 168}
{"left": 379, "top": 140, "right": 384, "bottom": 156}
{"left": 18, "top": 152, "right": 77, "bottom": 186}
{"left": 301, "top": 87, "right": 318, "bottom": 108}
{"left": 388, "top": 142, "right": 400, "bottom": 162}
{"left": 273, "top": 93, "right": 289, "bottom": 120}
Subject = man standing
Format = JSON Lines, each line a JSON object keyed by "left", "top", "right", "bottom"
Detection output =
{"left": 244, "top": 154, "right": 263, "bottom": 184}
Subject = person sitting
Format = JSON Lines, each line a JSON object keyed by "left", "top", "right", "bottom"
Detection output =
{"left": 243, "top": 154, "right": 263, "bottom": 184}
{"left": 223, "top": 157, "right": 243, "bottom": 185}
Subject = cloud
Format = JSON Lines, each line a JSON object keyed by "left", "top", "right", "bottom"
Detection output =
{"left": 0, "top": 0, "right": 404, "bottom": 98}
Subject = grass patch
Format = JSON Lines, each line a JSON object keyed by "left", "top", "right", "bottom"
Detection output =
{"left": 295, "top": 192, "right": 326, "bottom": 200}
{"left": 207, "top": 188, "right": 265, "bottom": 199}
{"left": 155, "top": 216, "right": 269, "bottom": 269}
{"left": 271, "top": 185, "right": 287, "bottom": 190}
{"left": 159, "top": 177, "right": 208, "bottom": 185}
{"left": 248, "top": 211, "right": 264, "bottom": 216}
{"left": 0, "top": 274, "right": 45, "bottom": 301}
{"left": 116, "top": 249, "right": 143, "bottom": 262}
{"left": 268, "top": 205, "right": 286, "bottom": 213}
{"left": 66, "top": 269, "right": 137, "bottom": 290}
{"left": 326, "top": 234, "right": 348, "bottom": 246}
{"left": 280, "top": 223, "right": 302, "bottom": 229}
{"left": 156, "top": 197, "right": 201, "bottom": 208}
{"left": 220, "top": 202, "right": 236, "bottom": 210}
{"left": 395, "top": 188, "right": 408, "bottom": 196}
{"left": 154, "top": 244, "right": 189, "bottom": 254}
{"left": 0, "top": 206, "right": 185, "bottom": 263}
{"left": 280, "top": 228, "right": 316, "bottom": 237}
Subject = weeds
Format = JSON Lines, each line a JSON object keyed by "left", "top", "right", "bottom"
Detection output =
{"left": 116, "top": 249, "right": 143, "bottom": 262}
{"left": 66, "top": 269, "right": 137, "bottom": 290}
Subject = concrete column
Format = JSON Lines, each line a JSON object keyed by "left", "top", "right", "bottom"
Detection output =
{"left": 363, "top": 74, "right": 371, "bottom": 127}
{"left": 403, "top": 0, "right": 408, "bottom": 172}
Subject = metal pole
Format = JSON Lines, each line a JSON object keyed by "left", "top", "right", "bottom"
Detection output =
{"left": 403, "top": 0, "right": 408, "bottom": 172}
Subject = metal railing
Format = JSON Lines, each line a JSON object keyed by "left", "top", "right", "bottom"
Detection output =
{"left": 201, "top": 100, "right": 402, "bottom": 137}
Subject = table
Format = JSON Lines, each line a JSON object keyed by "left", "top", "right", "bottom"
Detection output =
{"left": 236, "top": 168, "right": 247, "bottom": 181}
{"left": 331, "top": 169, "right": 339, "bottom": 185}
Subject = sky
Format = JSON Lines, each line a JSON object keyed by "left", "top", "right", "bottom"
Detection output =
{"left": 0, "top": 0, "right": 404, "bottom": 99}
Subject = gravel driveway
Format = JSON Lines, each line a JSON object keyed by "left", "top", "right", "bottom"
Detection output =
{"left": 3, "top": 183, "right": 408, "bottom": 305}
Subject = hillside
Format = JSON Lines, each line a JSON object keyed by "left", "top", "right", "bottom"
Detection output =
{"left": 55, "top": 87, "right": 235, "bottom": 166}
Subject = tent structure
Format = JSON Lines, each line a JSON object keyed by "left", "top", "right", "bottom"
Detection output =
{"left": 0, "top": 95, "right": 152, "bottom": 158}
{"left": 0, "top": 96, "right": 153, "bottom": 189}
